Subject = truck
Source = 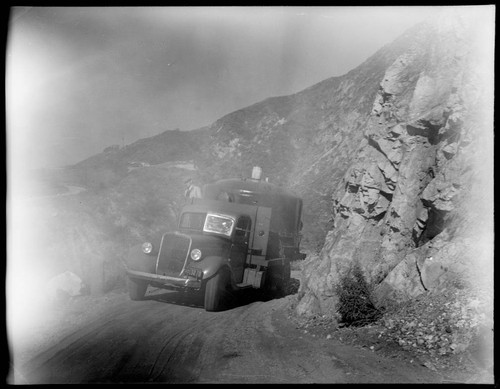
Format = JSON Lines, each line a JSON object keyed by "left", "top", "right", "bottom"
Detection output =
{"left": 124, "top": 167, "right": 306, "bottom": 311}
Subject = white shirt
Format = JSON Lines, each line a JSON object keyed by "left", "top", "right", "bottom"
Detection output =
{"left": 185, "top": 184, "right": 202, "bottom": 200}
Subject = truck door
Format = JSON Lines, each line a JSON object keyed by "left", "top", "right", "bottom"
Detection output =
{"left": 248, "top": 206, "right": 271, "bottom": 265}
{"left": 230, "top": 216, "right": 252, "bottom": 283}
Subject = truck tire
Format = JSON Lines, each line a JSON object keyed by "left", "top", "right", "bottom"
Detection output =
{"left": 204, "top": 269, "right": 230, "bottom": 312}
{"left": 128, "top": 277, "right": 148, "bottom": 301}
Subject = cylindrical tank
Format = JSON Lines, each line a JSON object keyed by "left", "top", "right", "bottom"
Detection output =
{"left": 202, "top": 177, "right": 302, "bottom": 237}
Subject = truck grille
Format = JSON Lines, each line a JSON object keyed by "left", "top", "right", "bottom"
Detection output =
{"left": 156, "top": 233, "right": 191, "bottom": 277}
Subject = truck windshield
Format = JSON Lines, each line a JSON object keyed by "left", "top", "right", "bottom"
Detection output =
{"left": 179, "top": 212, "right": 206, "bottom": 231}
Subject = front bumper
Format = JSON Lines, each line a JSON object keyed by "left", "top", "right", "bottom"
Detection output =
{"left": 126, "top": 269, "right": 202, "bottom": 289}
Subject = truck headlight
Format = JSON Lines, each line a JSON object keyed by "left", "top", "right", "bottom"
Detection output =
{"left": 190, "top": 249, "right": 202, "bottom": 261}
{"left": 142, "top": 242, "right": 154, "bottom": 254}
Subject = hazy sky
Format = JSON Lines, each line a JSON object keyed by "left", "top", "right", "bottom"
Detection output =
{"left": 7, "top": 6, "right": 444, "bottom": 170}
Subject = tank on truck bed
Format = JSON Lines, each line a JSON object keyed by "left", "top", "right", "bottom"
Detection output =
{"left": 202, "top": 173, "right": 304, "bottom": 260}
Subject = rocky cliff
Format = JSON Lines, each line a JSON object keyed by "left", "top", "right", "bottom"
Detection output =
{"left": 294, "top": 10, "right": 494, "bottom": 325}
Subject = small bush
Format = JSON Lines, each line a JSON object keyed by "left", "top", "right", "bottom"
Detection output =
{"left": 336, "top": 263, "right": 382, "bottom": 327}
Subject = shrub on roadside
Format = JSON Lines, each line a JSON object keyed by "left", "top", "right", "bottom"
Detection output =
{"left": 336, "top": 263, "right": 382, "bottom": 327}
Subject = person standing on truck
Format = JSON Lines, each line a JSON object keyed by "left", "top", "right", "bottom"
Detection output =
{"left": 216, "top": 191, "right": 233, "bottom": 202}
{"left": 184, "top": 178, "right": 202, "bottom": 203}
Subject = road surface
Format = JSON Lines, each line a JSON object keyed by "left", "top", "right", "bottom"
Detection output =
{"left": 8, "top": 284, "right": 445, "bottom": 384}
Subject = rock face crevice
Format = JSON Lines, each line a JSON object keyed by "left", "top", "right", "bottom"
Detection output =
{"left": 296, "top": 11, "right": 493, "bottom": 320}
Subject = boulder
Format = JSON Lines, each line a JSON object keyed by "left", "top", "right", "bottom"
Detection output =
{"left": 372, "top": 252, "right": 426, "bottom": 308}
{"left": 46, "top": 271, "right": 86, "bottom": 301}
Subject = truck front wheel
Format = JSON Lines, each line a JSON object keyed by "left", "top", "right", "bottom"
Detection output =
{"left": 128, "top": 277, "right": 148, "bottom": 301}
{"left": 204, "top": 269, "right": 230, "bottom": 312}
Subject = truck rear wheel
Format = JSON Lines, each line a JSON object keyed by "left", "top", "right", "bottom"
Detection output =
{"left": 204, "top": 269, "right": 230, "bottom": 312}
{"left": 266, "top": 259, "right": 291, "bottom": 298}
{"left": 128, "top": 277, "right": 148, "bottom": 301}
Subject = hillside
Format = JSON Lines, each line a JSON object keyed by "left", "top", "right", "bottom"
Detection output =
{"left": 65, "top": 21, "right": 429, "bottom": 251}
{"left": 18, "top": 8, "right": 493, "bottom": 377}
{"left": 293, "top": 9, "right": 493, "bottom": 371}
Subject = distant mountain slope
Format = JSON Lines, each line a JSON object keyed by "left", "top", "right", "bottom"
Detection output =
{"left": 67, "top": 20, "right": 465, "bottom": 253}
{"left": 74, "top": 127, "right": 209, "bottom": 170}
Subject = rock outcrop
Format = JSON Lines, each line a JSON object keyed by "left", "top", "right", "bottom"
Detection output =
{"left": 46, "top": 271, "right": 87, "bottom": 301}
{"left": 295, "top": 9, "right": 494, "bottom": 320}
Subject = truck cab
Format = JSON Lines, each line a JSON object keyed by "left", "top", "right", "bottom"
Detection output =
{"left": 124, "top": 167, "right": 306, "bottom": 311}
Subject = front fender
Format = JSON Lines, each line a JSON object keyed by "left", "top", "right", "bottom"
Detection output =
{"left": 197, "top": 256, "right": 229, "bottom": 280}
{"left": 125, "top": 243, "right": 157, "bottom": 274}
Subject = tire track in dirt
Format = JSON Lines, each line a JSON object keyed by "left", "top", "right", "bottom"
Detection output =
{"left": 17, "top": 296, "right": 204, "bottom": 383}
{"left": 16, "top": 290, "right": 242, "bottom": 383}
{"left": 11, "top": 289, "right": 445, "bottom": 384}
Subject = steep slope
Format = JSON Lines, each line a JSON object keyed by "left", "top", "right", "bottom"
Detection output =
{"left": 197, "top": 24, "right": 430, "bottom": 250}
{"left": 294, "top": 8, "right": 494, "bottom": 343}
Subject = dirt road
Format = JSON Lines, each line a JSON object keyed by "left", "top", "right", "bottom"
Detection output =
{"left": 7, "top": 282, "right": 447, "bottom": 384}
